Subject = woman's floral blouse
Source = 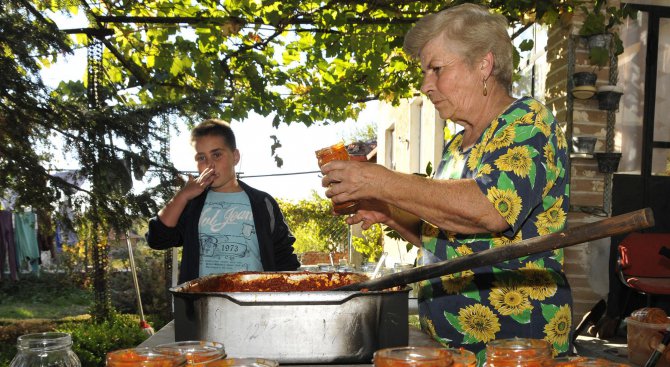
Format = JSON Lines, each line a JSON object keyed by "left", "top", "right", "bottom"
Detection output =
{"left": 417, "top": 96, "right": 572, "bottom": 366}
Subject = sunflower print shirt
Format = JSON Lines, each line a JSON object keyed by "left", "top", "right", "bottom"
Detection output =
{"left": 417, "top": 97, "right": 572, "bottom": 366}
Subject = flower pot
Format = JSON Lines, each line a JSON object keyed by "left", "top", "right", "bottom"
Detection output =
{"left": 572, "top": 86, "right": 597, "bottom": 100}
{"left": 597, "top": 85, "right": 624, "bottom": 111}
{"left": 594, "top": 152, "right": 622, "bottom": 173}
{"left": 573, "top": 72, "right": 597, "bottom": 87}
{"left": 572, "top": 136, "right": 597, "bottom": 154}
{"left": 586, "top": 33, "right": 612, "bottom": 49}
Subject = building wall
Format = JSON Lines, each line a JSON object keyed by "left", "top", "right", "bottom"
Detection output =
{"left": 376, "top": 96, "right": 445, "bottom": 267}
{"left": 550, "top": 5, "right": 628, "bottom": 322}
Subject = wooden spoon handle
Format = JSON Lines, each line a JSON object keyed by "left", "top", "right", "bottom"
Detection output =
{"left": 336, "top": 208, "right": 655, "bottom": 291}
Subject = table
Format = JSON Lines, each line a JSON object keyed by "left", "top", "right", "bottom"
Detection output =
{"left": 139, "top": 320, "right": 441, "bottom": 366}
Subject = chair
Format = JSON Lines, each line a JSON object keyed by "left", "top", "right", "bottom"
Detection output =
{"left": 617, "top": 232, "right": 670, "bottom": 312}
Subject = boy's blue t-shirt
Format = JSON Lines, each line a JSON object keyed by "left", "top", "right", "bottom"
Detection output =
{"left": 198, "top": 190, "right": 263, "bottom": 275}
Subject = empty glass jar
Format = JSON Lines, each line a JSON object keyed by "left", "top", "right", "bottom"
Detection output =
{"left": 9, "top": 332, "right": 81, "bottom": 367}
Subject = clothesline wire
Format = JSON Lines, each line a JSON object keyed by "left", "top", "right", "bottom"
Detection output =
{"left": 46, "top": 168, "right": 321, "bottom": 178}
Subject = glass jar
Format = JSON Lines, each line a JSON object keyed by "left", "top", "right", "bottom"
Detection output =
{"left": 314, "top": 142, "right": 359, "bottom": 215}
{"left": 485, "top": 338, "right": 552, "bottom": 367}
{"left": 318, "top": 264, "right": 336, "bottom": 272}
{"left": 444, "top": 348, "right": 476, "bottom": 367}
{"left": 154, "top": 341, "right": 226, "bottom": 365}
{"left": 106, "top": 347, "right": 186, "bottom": 367}
{"left": 374, "top": 346, "right": 454, "bottom": 367}
{"left": 552, "top": 357, "right": 631, "bottom": 367}
{"left": 361, "top": 262, "right": 377, "bottom": 276}
{"left": 10, "top": 332, "right": 81, "bottom": 367}
{"left": 206, "top": 358, "right": 279, "bottom": 367}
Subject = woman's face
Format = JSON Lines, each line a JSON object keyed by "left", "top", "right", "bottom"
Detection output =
{"left": 193, "top": 134, "right": 240, "bottom": 192}
{"left": 419, "top": 34, "right": 481, "bottom": 124}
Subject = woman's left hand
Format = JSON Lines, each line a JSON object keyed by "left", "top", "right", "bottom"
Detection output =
{"left": 320, "top": 160, "right": 384, "bottom": 205}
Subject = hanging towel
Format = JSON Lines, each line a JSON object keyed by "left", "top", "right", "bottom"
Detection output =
{"left": 14, "top": 211, "right": 40, "bottom": 273}
{"left": 0, "top": 210, "right": 19, "bottom": 280}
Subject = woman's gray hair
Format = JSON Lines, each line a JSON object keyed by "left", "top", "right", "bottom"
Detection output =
{"left": 403, "top": 3, "right": 514, "bottom": 90}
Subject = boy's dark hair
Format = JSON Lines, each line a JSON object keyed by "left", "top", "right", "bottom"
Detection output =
{"left": 191, "top": 119, "right": 237, "bottom": 150}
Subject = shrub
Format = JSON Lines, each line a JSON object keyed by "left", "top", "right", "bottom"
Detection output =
{"left": 278, "top": 192, "right": 349, "bottom": 253}
{"left": 352, "top": 223, "right": 383, "bottom": 262}
{"left": 56, "top": 313, "right": 149, "bottom": 367}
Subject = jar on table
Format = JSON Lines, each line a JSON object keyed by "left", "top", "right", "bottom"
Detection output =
{"left": 444, "top": 348, "right": 476, "bottom": 367}
{"left": 361, "top": 262, "right": 377, "bottom": 276}
{"left": 106, "top": 347, "right": 186, "bottom": 367}
{"left": 552, "top": 356, "right": 631, "bottom": 367}
{"left": 374, "top": 346, "right": 454, "bottom": 367}
{"left": 485, "top": 338, "right": 552, "bottom": 367}
{"left": 154, "top": 341, "right": 225, "bottom": 365}
{"left": 10, "top": 332, "right": 81, "bottom": 367}
{"left": 206, "top": 358, "right": 279, "bottom": 367}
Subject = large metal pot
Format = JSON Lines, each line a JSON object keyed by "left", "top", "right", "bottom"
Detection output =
{"left": 170, "top": 272, "right": 410, "bottom": 364}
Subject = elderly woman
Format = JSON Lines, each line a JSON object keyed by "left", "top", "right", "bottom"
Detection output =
{"left": 320, "top": 3, "right": 572, "bottom": 363}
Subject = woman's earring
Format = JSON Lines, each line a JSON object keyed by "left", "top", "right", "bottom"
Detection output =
{"left": 483, "top": 79, "right": 488, "bottom": 96}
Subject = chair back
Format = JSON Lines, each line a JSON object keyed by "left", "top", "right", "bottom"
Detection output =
{"left": 618, "top": 232, "right": 670, "bottom": 278}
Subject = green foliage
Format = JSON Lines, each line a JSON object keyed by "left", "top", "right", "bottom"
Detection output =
{"left": 342, "top": 122, "right": 377, "bottom": 143}
{"left": 578, "top": 0, "right": 637, "bottom": 67}
{"left": 2, "top": 0, "right": 581, "bottom": 238}
{"left": 56, "top": 313, "right": 150, "bottom": 367}
{"left": 588, "top": 43, "right": 610, "bottom": 68}
{"left": 352, "top": 224, "right": 383, "bottom": 262}
{"left": 278, "top": 192, "right": 349, "bottom": 253}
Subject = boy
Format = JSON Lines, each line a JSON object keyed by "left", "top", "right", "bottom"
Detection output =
{"left": 146, "top": 119, "right": 300, "bottom": 283}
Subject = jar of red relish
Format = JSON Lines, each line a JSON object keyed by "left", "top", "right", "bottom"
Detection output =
{"left": 485, "top": 338, "right": 552, "bottom": 367}
{"left": 206, "top": 358, "right": 279, "bottom": 367}
{"left": 552, "top": 356, "right": 631, "bottom": 367}
{"left": 154, "top": 341, "right": 225, "bottom": 365}
{"left": 444, "top": 348, "right": 476, "bottom": 367}
{"left": 374, "top": 346, "right": 454, "bottom": 367}
{"left": 106, "top": 347, "right": 186, "bottom": 367}
{"left": 314, "top": 142, "right": 359, "bottom": 215}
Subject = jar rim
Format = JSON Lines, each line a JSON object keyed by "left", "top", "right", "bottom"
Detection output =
{"left": 485, "top": 338, "right": 552, "bottom": 362}
{"left": 107, "top": 347, "right": 187, "bottom": 367}
{"left": 16, "top": 332, "right": 72, "bottom": 351}
{"left": 154, "top": 341, "right": 226, "bottom": 364}
{"left": 374, "top": 346, "right": 454, "bottom": 365}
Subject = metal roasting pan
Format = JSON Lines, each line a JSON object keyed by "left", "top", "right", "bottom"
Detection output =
{"left": 170, "top": 272, "right": 409, "bottom": 364}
